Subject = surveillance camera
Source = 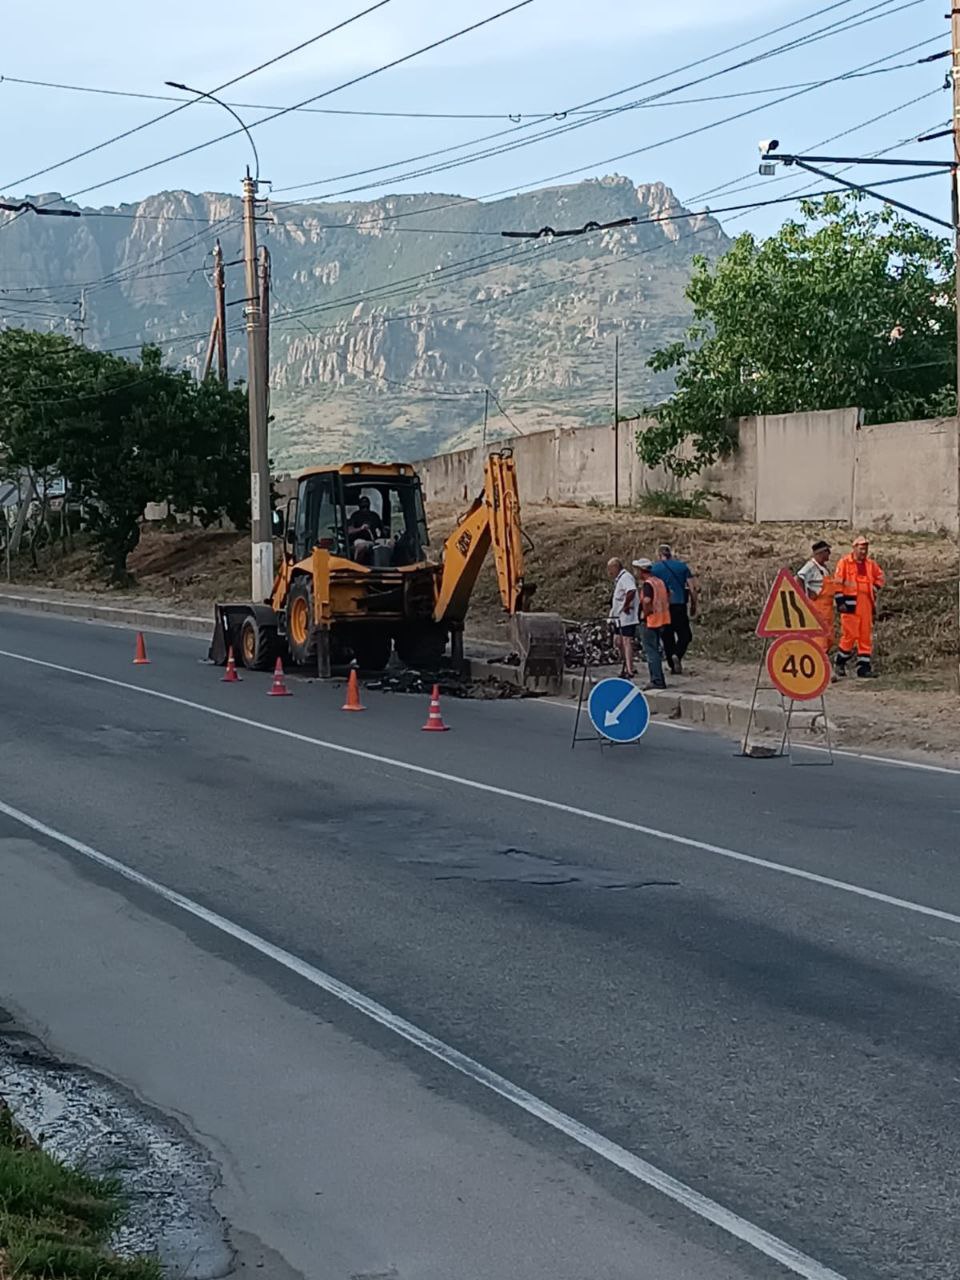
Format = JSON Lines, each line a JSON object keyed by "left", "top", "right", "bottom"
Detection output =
{"left": 758, "top": 139, "right": 780, "bottom": 156}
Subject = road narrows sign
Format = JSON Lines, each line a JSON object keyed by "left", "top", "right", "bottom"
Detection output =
{"left": 766, "top": 635, "right": 831, "bottom": 701}
{"left": 587, "top": 677, "right": 651, "bottom": 743}
{"left": 755, "top": 567, "right": 827, "bottom": 639}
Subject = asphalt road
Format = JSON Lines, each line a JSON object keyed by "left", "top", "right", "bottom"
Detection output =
{"left": 1, "top": 607, "right": 959, "bottom": 1280}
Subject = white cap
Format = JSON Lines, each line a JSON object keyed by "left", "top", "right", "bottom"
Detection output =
{"left": 632, "top": 557, "right": 653, "bottom": 570}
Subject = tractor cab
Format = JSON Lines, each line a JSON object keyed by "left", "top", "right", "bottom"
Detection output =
{"left": 288, "top": 464, "right": 429, "bottom": 569}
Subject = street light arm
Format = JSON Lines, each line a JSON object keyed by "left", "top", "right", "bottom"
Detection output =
{"left": 784, "top": 158, "right": 953, "bottom": 230}
{"left": 165, "top": 81, "right": 260, "bottom": 182}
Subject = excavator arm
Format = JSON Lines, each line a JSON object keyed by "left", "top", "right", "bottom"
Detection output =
{"left": 434, "top": 449, "right": 564, "bottom": 691}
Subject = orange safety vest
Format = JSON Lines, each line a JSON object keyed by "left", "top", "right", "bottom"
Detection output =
{"left": 642, "top": 574, "right": 671, "bottom": 628}
{"left": 834, "top": 554, "right": 885, "bottom": 611}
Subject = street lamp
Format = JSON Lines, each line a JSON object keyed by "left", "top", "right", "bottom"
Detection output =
{"left": 165, "top": 80, "right": 273, "bottom": 601}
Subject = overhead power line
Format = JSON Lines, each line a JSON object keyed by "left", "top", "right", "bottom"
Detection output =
{"left": 25, "top": 2, "right": 533, "bottom": 214}
{"left": 272, "top": 0, "right": 924, "bottom": 199}
{"left": 0, "top": 2, "right": 395, "bottom": 195}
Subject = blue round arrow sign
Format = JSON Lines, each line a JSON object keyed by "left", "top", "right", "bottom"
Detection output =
{"left": 587, "top": 677, "right": 651, "bottom": 743}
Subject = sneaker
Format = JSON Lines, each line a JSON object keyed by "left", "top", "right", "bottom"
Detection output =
{"left": 644, "top": 682, "right": 668, "bottom": 691}
{"left": 668, "top": 656, "right": 682, "bottom": 676}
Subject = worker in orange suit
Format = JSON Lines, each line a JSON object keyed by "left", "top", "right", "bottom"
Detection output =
{"left": 833, "top": 536, "right": 885, "bottom": 678}
{"left": 797, "top": 539, "right": 836, "bottom": 655}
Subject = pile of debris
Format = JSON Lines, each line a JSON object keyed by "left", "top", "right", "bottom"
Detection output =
{"left": 564, "top": 619, "right": 618, "bottom": 670}
{"left": 368, "top": 668, "right": 527, "bottom": 699}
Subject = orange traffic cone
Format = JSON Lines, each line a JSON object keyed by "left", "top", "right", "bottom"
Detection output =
{"left": 222, "top": 647, "right": 241, "bottom": 682}
{"left": 132, "top": 632, "right": 150, "bottom": 665}
{"left": 342, "top": 663, "right": 365, "bottom": 712}
{"left": 268, "top": 656, "right": 292, "bottom": 697}
{"left": 421, "top": 684, "right": 449, "bottom": 732}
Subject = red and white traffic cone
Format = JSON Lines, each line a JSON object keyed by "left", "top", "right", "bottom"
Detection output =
{"left": 342, "top": 663, "right": 365, "bottom": 712}
{"left": 267, "top": 656, "right": 292, "bottom": 697}
{"left": 421, "top": 683, "right": 449, "bottom": 732}
{"left": 222, "top": 647, "right": 241, "bottom": 682}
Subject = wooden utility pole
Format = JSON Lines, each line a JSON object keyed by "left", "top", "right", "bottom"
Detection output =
{"left": 75, "top": 289, "right": 86, "bottom": 347}
{"left": 242, "top": 171, "right": 273, "bottom": 601}
{"left": 214, "top": 240, "right": 228, "bottom": 384}
{"left": 203, "top": 241, "right": 230, "bottom": 383}
{"left": 952, "top": 5, "right": 960, "bottom": 683}
{"left": 613, "top": 334, "right": 620, "bottom": 508}
{"left": 258, "top": 245, "right": 271, "bottom": 424}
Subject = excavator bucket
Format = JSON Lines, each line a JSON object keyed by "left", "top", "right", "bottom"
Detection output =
{"left": 510, "top": 612, "right": 565, "bottom": 694}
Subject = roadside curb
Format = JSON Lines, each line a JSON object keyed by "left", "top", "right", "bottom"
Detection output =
{"left": 0, "top": 590, "right": 209, "bottom": 638}
{"left": 468, "top": 658, "right": 831, "bottom": 737}
{"left": 0, "top": 592, "right": 826, "bottom": 738}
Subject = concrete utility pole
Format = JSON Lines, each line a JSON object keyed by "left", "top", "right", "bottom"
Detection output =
{"left": 165, "top": 78, "right": 272, "bottom": 601}
{"left": 613, "top": 334, "right": 620, "bottom": 508}
{"left": 75, "top": 289, "right": 86, "bottom": 347}
{"left": 482, "top": 387, "right": 489, "bottom": 451}
{"left": 243, "top": 172, "right": 273, "bottom": 601}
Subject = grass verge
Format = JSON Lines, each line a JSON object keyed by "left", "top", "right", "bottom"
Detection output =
{"left": 0, "top": 1102, "right": 160, "bottom": 1280}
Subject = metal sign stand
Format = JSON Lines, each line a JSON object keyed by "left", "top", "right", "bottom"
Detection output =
{"left": 741, "top": 638, "right": 834, "bottom": 765}
{"left": 571, "top": 626, "right": 645, "bottom": 751}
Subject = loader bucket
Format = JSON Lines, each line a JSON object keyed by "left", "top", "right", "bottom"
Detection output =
{"left": 510, "top": 612, "right": 565, "bottom": 694}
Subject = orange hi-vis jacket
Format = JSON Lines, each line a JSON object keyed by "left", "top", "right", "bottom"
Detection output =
{"left": 834, "top": 553, "right": 885, "bottom": 659}
{"left": 834, "top": 555, "right": 885, "bottom": 612}
{"left": 642, "top": 574, "right": 671, "bottom": 628}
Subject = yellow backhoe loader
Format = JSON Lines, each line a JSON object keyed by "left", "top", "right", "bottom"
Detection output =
{"left": 209, "top": 449, "right": 565, "bottom": 692}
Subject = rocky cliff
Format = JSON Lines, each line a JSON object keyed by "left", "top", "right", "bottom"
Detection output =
{"left": 0, "top": 176, "right": 727, "bottom": 467}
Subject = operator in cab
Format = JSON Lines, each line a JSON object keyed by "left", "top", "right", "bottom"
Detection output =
{"left": 347, "top": 494, "right": 385, "bottom": 563}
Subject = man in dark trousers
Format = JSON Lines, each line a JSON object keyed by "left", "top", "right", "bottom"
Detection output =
{"left": 651, "top": 543, "right": 698, "bottom": 675}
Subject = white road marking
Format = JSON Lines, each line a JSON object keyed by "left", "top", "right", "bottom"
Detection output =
{"left": 1, "top": 647, "right": 959, "bottom": 929}
{"left": 539, "top": 697, "right": 960, "bottom": 774}
{"left": 0, "top": 793, "right": 847, "bottom": 1280}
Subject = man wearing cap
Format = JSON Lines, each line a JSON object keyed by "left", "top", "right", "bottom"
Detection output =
{"left": 833, "top": 536, "right": 885, "bottom": 678}
{"left": 632, "top": 558, "right": 670, "bottom": 689}
{"left": 607, "top": 557, "right": 639, "bottom": 678}
{"left": 797, "top": 539, "right": 836, "bottom": 654}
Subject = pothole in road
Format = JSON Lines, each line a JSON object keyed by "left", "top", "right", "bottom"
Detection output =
{"left": 406, "top": 846, "right": 678, "bottom": 889}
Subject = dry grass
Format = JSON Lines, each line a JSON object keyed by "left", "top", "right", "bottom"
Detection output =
{"left": 6, "top": 505, "right": 957, "bottom": 684}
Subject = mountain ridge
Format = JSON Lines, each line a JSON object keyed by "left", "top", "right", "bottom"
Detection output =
{"left": 0, "top": 176, "right": 729, "bottom": 465}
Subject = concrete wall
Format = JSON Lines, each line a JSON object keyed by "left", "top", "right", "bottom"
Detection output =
{"left": 853, "top": 416, "right": 957, "bottom": 533}
{"left": 754, "top": 409, "right": 859, "bottom": 522}
{"left": 413, "top": 410, "right": 959, "bottom": 533}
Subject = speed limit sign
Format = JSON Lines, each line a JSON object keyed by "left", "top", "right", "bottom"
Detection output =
{"left": 766, "top": 635, "right": 831, "bottom": 701}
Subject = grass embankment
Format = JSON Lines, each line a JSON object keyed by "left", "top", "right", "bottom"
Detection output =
{"left": 5, "top": 503, "right": 956, "bottom": 683}
{"left": 0, "top": 1103, "right": 159, "bottom": 1280}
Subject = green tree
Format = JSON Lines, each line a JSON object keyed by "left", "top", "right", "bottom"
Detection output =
{"left": 0, "top": 330, "right": 248, "bottom": 582}
{"left": 640, "top": 196, "right": 955, "bottom": 476}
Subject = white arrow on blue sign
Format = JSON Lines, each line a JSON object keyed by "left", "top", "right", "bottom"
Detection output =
{"left": 587, "top": 677, "right": 651, "bottom": 743}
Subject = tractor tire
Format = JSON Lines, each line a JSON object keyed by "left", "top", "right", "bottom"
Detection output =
{"left": 239, "top": 614, "right": 276, "bottom": 671}
{"left": 395, "top": 623, "right": 448, "bottom": 671}
{"left": 286, "top": 577, "right": 317, "bottom": 667}
{"left": 349, "top": 628, "right": 393, "bottom": 673}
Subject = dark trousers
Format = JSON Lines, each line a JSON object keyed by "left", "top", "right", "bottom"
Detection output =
{"left": 661, "top": 603, "right": 693, "bottom": 664}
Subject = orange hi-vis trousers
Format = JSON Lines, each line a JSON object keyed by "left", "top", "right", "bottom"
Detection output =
{"left": 839, "top": 595, "right": 874, "bottom": 658}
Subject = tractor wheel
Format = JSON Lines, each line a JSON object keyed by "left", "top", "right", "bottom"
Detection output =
{"left": 395, "top": 623, "right": 448, "bottom": 671}
{"left": 239, "top": 614, "right": 276, "bottom": 670}
{"left": 286, "top": 577, "right": 317, "bottom": 667}
{"left": 349, "top": 628, "right": 393, "bottom": 673}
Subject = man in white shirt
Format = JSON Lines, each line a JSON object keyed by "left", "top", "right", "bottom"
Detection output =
{"left": 606, "top": 557, "right": 640, "bottom": 678}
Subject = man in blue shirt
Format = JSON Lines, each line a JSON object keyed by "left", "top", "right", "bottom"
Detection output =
{"left": 651, "top": 543, "right": 699, "bottom": 675}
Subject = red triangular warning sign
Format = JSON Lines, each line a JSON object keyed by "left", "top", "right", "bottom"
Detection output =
{"left": 756, "top": 567, "right": 828, "bottom": 638}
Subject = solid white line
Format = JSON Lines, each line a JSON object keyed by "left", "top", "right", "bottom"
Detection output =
{"left": 0, "top": 793, "right": 847, "bottom": 1280}
{"left": 540, "top": 697, "right": 960, "bottom": 773}
{"left": 1, "top": 647, "right": 959, "bottom": 929}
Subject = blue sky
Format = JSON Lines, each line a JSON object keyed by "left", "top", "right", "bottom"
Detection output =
{"left": 0, "top": 0, "right": 950, "bottom": 238}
